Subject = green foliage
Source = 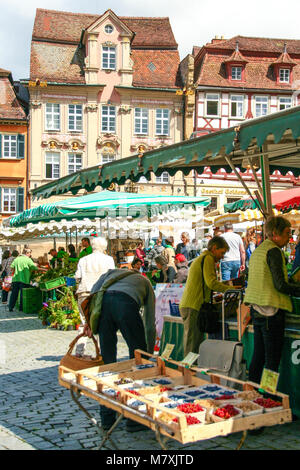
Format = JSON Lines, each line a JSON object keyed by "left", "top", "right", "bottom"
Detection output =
{"left": 38, "top": 286, "right": 81, "bottom": 330}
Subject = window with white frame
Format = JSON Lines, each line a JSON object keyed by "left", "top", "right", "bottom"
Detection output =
{"left": 279, "top": 96, "right": 292, "bottom": 111}
{"left": 230, "top": 95, "right": 244, "bottom": 118}
{"left": 68, "top": 104, "right": 83, "bottom": 131}
{"left": 45, "top": 152, "right": 60, "bottom": 179}
{"left": 255, "top": 96, "right": 268, "bottom": 117}
{"left": 138, "top": 176, "right": 148, "bottom": 183}
{"left": 205, "top": 94, "right": 219, "bottom": 117}
{"left": 2, "top": 188, "right": 16, "bottom": 213}
{"left": 134, "top": 108, "right": 148, "bottom": 135}
{"left": 156, "top": 172, "right": 170, "bottom": 184}
{"left": 101, "top": 106, "right": 116, "bottom": 133}
{"left": 45, "top": 103, "right": 60, "bottom": 131}
{"left": 101, "top": 153, "right": 116, "bottom": 164}
{"left": 156, "top": 109, "right": 170, "bottom": 135}
{"left": 3, "top": 135, "right": 17, "bottom": 158}
{"left": 105, "top": 24, "right": 114, "bottom": 34}
{"left": 102, "top": 46, "right": 116, "bottom": 70}
{"left": 68, "top": 153, "right": 82, "bottom": 174}
{"left": 279, "top": 68, "right": 290, "bottom": 83}
{"left": 231, "top": 66, "right": 242, "bottom": 80}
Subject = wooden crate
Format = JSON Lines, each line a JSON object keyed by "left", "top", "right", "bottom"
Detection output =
{"left": 58, "top": 350, "right": 292, "bottom": 445}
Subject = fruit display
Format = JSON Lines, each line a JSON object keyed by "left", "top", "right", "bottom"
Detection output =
{"left": 213, "top": 404, "right": 241, "bottom": 420}
{"left": 254, "top": 398, "right": 282, "bottom": 409}
{"left": 176, "top": 403, "right": 205, "bottom": 414}
{"left": 172, "top": 415, "right": 202, "bottom": 426}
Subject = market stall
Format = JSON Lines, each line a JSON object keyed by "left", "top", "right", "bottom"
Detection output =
{"left": 59, "top": 349, "right": 292, "bottom": 450}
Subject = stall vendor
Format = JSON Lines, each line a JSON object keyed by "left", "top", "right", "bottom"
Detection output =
{"left": 151, "top": 255, "right": 176, "bottom": 283}
{"left": 48, "top": 249, "right": 58, "bottom": 268}
{"left": 79, "top": 238, "right": 92, "bottom": 258}
{"left": 179, "top": 236, "right": 232, "bottom": 356}
{"left": 244, "top": 216, "right": 300, "bottom": 385}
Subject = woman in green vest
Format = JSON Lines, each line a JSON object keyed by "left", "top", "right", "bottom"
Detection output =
{"left": 244, "top": 216, "right": 300, "bottom": 384}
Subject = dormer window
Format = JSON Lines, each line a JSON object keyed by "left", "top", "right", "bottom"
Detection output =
{"left": 102, "top": 45, "right": 116, "bottom": 70}
{"left": 279, "top": 68, "right": 290, "bottom": 83}
{"left": 105, "top": 24, "right": 114, "bottom": 34}
{"left": 224, "top": 42, "right": 248, "bottom": 82}
{"left": 232, "top": 66, "right": 242, "bottom": 80}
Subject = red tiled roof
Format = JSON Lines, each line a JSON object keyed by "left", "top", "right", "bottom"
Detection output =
{"left": 32, "top": 8, "right": 177, "bottom": 49}
{"left": 272, "top": 51, "right": 297, "bottom": 66}
{"left": 224, "top": 49, "right": 248, "bottom": 64}
{"left": 30, "top": 41, "right": 85, "bottom": 83}
{"left": 30, "top": 8, "right": 179, "bottom": 87}
{"left": 0, "top": 77, "right": 27, "bottom": 120}
{"left": 131, "top": 50, "right": 181, "bottom": 88}
{"left": 206, "top": 35, "right": 300, "bottom": 54}
{"left": 195, "top": 36, "right": 300, "bottom": 90}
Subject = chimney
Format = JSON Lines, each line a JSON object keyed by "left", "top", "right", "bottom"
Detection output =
{"left": 211, "top": 35, "right": 225, "bottom": 44}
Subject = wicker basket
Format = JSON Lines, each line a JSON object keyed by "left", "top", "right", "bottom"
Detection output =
{"left": 60, "top": 333, "right": 104, "bottom": 371}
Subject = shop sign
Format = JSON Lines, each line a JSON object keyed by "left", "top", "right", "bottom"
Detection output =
{"left": 259, "top": 368, "right": 280, "bottom": 394}
{"left": 181, "top": 352, "right": 199, "bottom": 368}
{"left": 160, "top": 343, "right": 175, "bottom": 360}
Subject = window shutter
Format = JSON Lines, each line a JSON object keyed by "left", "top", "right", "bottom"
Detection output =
{"left": 17, "top": 187, "right": 24, "bottom": 213}
{"left": 17, "top": 134, "right": 25, "bottom": 159}
{"left": 0, "top": 134, "right": 2, "bottom": 158}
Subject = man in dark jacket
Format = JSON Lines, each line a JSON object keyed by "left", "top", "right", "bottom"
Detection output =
{"left": 84, "top": 268, "right": 156, "bottom": 432}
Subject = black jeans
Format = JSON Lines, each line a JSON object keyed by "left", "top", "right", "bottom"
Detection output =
{"left": 8, "top": 282, "right": 30, "bottom": 311}
{"left": 2, "top": 289, "right": 8, "bottom": 303}
{"left": 248, "top": 308, "right": 285, "bottom": 384}
{"left": 97, "top": 291, "right": 147, "bottom": 426}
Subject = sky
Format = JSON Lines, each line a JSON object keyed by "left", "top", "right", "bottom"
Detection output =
{"left": 1, "top": 0, "right": 300, "bottom": 81}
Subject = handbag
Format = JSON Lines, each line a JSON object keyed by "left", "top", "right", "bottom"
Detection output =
{"left": 197, "top": 256, "right": 220, "bottom": 334}
{"left": 2, "top": 276, "right": 12, "bottom": 292}
{"left": 59, "top": 333, "right": 104, "bottom": 371}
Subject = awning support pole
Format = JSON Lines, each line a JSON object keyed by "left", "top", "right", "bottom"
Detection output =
{"left": 260, "top": 146, "right": 273, "bottom": 218}
{"left": 224, "top": 156, "right": 268, "bottom": 217}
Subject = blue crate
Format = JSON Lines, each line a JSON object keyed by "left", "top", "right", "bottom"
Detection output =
{"left": 64, "top": 277, "right": 76, "bottom": 287}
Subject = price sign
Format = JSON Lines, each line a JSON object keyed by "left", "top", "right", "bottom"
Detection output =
{"left": 259, "top": 368, "right": 280, "bottom": 394}
{"left": 181, "top": 352, "right": 200, "bottom": 368}
{"left": 160, "top": 343, "right": 175, "bottom": 360}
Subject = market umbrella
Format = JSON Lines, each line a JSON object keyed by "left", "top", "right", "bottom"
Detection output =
{"left": 5, "top": 190, "right": 210, "bottom": 228}
{"left": 224, "top": 188, "right": 300, "bottom": 213}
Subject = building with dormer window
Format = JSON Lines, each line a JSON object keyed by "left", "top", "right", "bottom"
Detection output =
{"left": 178, "top": 36, "right": 300, "bottom": 211}
{"left": 190, "top": 35, "right": 300, "bottom": 136}
{"left": 25, "top": 8, "right": 183, "bottom": 205}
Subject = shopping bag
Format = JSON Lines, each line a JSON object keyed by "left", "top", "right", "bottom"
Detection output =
{"left": 2, "top": 276, "right": 12, "bottom": 292}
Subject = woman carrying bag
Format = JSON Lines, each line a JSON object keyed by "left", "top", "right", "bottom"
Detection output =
{"left": 244, "top": 216, "right": 300, "bottom": 384}
{"left": 179, "top": 236, "right": 232, "bottom": 356}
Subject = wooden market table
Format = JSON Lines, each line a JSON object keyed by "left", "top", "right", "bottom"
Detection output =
{"left": 159, "top": 314, "right": 300, "bottom": 418}
{"left": 59, "top": 349, "right": 292, "bottom": 450}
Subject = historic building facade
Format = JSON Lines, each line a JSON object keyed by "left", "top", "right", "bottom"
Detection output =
{"left": 179, "top": 35, "right": 300, "bottom": 210}
{"left": 0, "top": 68, "right": 28, "bottom": 223}
{"left": 25, "top": 8, "right": 184, "bottom": 205}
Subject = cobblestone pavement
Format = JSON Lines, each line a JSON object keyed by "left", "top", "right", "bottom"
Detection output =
{"left": 1, "top": 303, "right": 300, "bottom": 451}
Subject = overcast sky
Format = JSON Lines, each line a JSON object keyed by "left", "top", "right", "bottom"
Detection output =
{"left": 1, "top": 0, "right": 300, "bottom": 81}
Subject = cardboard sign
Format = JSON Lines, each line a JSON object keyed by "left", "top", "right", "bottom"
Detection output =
{"left": 181, "top": 352, "right": 200, "bottom": 368}
{"left": 259, "top": 368, "right": 280, "bottom": 394}
{"left": 160, "top": 343, "right": 175, "bottom": 360}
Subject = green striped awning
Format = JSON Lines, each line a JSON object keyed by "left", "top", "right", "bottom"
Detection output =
{"left": 7, "top": 190, "right": 211, "bottom": 228}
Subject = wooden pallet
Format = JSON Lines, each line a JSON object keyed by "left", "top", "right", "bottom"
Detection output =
{"left": 58, "top": 350, "right": 292, "bottom": 445}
